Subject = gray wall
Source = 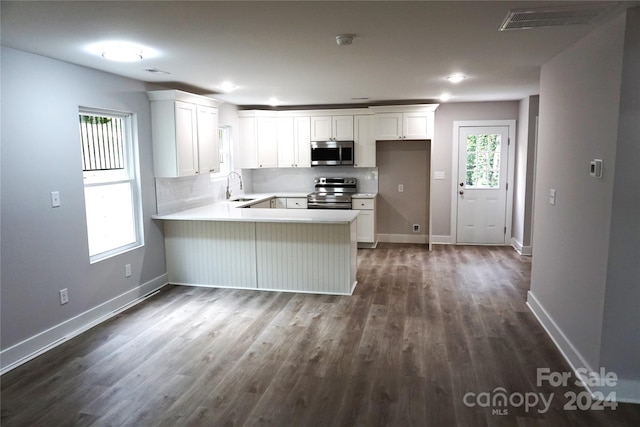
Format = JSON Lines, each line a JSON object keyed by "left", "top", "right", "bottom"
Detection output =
{"left": 376, "top": 140, "right": 430, "bottom": 237}
{"left": 1, "top": 48, "right": 167, "bottom": 362}
{"left": 529, "top": 9, "right": 639, "bottom": 390}
{"left": 431, "top": 101, "right": 520, "bottom": 239}
{"left": 513, "top": 95, "right": 539, "bottom": 251}
{"left": 600, "top": 7, "right": 640, "bottom": 383}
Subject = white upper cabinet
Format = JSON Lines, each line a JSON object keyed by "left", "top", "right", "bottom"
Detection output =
{"left": 294, "top": 117, "right": 311, "bottom": 167}
{"left": 354, "top": 115, "right": 375, "bottom": 168}
{"left": 374, "top": 113, "right": 403, "bottom": 141}
{"left": 310, "top": 115, "right": 354, "bottom": 141}
{"left": 277, "top": 117, "right": 295, "bottom": 167}
{"left": 148, "top": 90, "right": 222, "bottom": 178}
{"left": 256, "top": 117, "right": 278, "bottom": 168}
{"left": 237, "top": 116, "right": 258, "bottom": 168}
{"left": 374, "top": 110, "right": 435, "bottom": 140}
{"left": 237, "top": 114, "right": 278, "bottom": 169}
{"left": 196, "top": 105, "right": 220, "bottom": 174}
{"left": 277, "top": 116, "right": 310, "bottom": 168}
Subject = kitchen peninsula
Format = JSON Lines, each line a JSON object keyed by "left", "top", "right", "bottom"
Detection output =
{"left": 153, "top": 196, "right": 358, "bottom": 295}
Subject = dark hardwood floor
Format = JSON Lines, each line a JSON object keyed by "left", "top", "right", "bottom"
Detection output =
{"left": 2, "top": 244, "right": 639, "bottom": 426}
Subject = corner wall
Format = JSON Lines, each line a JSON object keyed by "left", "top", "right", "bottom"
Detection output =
{"left": 599, "top": 6, "right": 640, "bottom": 400}
{"left": 527, "top": 11, "right": 640, "bottom": 401}
{"left": 1, "top": 47, "right": 168, "bottom": 370}
{"left": 513, "top": 95, "right": 539, "bottom": 255}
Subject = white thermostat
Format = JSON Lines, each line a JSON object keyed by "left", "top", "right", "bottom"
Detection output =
{"left": 590, "top": 159, "right": 603, "bottom": 178}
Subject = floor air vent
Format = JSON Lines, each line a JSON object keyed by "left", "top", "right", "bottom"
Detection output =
{"left": 499, "top": 4, "right": 615, "bottom": 31}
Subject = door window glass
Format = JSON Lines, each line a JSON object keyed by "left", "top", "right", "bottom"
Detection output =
{"left": 465, "top": 134, "right": 501, "bottom": 188}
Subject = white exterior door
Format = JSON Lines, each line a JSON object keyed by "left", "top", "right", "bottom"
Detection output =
{"left": 456, "top": 126, "right": 509, "bottom": 244}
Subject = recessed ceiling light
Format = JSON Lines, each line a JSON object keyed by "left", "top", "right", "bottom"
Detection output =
{"left": 447, "top": 74, "right": 466, "bottom": 83}
{"left": 439, "top": 93, "right": 451, "bottom": 102}
{"left": 268, "top": 97, "right": 280, "bottom": 107}
{"left": 87, "top": 41, "right": 158, "bottom": 62}
{"left": 219, "top": 82, "right": 238, "bottom": 92}
{"left": 102, "top": 50, "right": 142, "bottom": 62}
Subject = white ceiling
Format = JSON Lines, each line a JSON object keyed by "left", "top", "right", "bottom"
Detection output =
{"left": 2, "top": 0, "right": 637, "bottom": 107}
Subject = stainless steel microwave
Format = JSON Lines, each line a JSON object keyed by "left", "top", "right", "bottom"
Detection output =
{"left": 311, "top": 140, "right": 354, "bottom": 166}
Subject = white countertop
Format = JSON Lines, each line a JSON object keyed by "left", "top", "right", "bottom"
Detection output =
{"left": 352, "top": 193, "right": 378, "bottom": 199}
{"left": 152, "top": 194, "right": 358, "bottom": 224}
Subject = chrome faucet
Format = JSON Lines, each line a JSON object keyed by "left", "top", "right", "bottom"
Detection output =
{"left": 226, "top": 171, "right": 243, "bottom": 199}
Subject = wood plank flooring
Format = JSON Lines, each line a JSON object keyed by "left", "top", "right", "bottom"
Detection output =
{"left": 2, "top": 244, "right": 639, "bottom": 426}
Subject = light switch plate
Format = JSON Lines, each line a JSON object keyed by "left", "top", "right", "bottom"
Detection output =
{"left": 51, "top": 191, "right": 61, "bottom": 208}
{"left": 434, "top": 171, "right": 445, "bottom": 180}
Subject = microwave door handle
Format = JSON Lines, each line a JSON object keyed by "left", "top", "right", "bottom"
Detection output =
{"left": 338, "top": 145, "right": 342, "bottom": 164}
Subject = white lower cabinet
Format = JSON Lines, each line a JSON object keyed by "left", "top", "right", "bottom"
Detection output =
{"left": 248, "top": 197, "right": 308, "bottom": 209}
{"left": 286, "top": 198, "right": 308, "bottom": 209}
{"left": 272, "top": 198, "right": 287, "bottom": 209}
{"left": 352, "top": 197, "right": 377, "bottom": 248}
{"left": 249, "top": 200, "right": 272, "bottom": 208}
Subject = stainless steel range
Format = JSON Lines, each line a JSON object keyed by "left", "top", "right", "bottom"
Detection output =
{"left": 307, "top": 177, "right": 357, "bottom": 209}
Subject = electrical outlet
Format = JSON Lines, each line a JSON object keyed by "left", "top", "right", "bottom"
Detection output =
{"left": 59, "top": 288, "right": 69, "bottom": 305}
{"left": 125, "top": 264, "right": 132, "bottom": 278}
{"left": 413, "top": 224, "right": 420, "bottom": 232}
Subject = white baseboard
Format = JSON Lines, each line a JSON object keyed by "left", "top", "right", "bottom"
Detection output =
{"left": 431, "top": 234, "right": 454, "bottom": 244}
{"left": 0, "top": 274, "right": 169, "bottom": 375}
{"left": 377, "top": 233, "right": 429, "bottom": 244}
{"left": 511, "top": 237, "right": 532, "bottom": 256}
{"left": 527, "top": 291, "right": 640, "bottom": 404}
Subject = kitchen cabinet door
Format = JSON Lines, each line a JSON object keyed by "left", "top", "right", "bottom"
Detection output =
{"left": 196, "top": 105, "right": 220, "bottom": 174}
{"left": 257, "top": 117, "right": 278, "bottom": 168}
{"left": 277, "top": 117, "right": 295, "bottom": 167}
{"left": 294, "top": 117, "right": 311, "bottom": 167}
{"left": 332, "top": 116, "right": 354, "bottom": 141}
{"left": 354, "top": 115, "right": 375, "bottom": 167}
{"left": 374, "top": 113, "right": 403, "bottom": 140}
{"left": 286, "top": 198, "right": 308, "bottom": 209}
{"left": 311, "top": 115, "right": 353, "bottom": 141}
{"left": 174, "top": 101, "right": 199, "bottom": 177}
{"left": 374, "top": 112, "right": 432, "bottom": 140}
{"left": 403, "top": 112, "right": 431, "bottom": 140}
{"left": 310, "top": 116, "right": 332, "bottom": 141}
{"left": 237, "top": 117, "right": 258, "bottom": 168}
{"left": 352, "top": 197, "right": 377, "bottom": 248}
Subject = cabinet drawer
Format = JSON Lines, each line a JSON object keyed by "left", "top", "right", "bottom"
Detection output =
{"left": 352, "top": 199, "right": 375, "bottom": 210}
{"left": 286, "top": 198, "right": 308, "bottom": 209}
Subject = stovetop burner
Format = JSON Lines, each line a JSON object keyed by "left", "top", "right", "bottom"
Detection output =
{"left": 307, "top": 177, "right": 357, "bottom": 209}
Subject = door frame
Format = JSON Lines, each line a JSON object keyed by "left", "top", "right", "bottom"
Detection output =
{"left": 451, "top": 120, "right": 516, "bottom": 245}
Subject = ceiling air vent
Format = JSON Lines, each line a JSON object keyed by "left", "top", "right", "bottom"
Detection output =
{"left": 499, "top": 4, "right": 615, "bottom": 31}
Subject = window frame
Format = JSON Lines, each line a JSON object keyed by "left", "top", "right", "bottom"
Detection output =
{"left": 79, "top": 107, "right": 144, "bottom": 263}
{"left": 210, "top": 125, "right": 233, "bottom": 180}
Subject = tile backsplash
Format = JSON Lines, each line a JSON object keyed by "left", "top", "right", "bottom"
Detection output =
{"left": 155, "top": 167, "right": 378, "bottom": 214}
{"left": 245, "top": 167, "right": 379, "bottom": 194}
{"left": 155, "top": 174, "right": 243, "bottom": 215}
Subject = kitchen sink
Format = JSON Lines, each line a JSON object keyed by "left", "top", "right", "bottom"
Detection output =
{"left": 231, "top": 197, "right": 256, "bottom": 202}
